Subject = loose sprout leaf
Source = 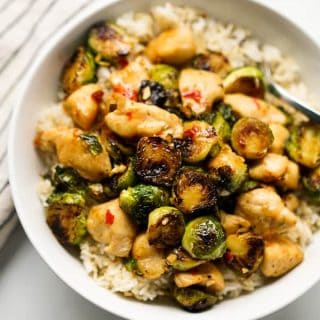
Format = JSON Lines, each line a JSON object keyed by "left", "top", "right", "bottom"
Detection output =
{"left": 79, "top": 133, "right": 103, "bottom": 156}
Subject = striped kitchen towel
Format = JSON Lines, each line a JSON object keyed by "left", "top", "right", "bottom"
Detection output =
{"left": 0, "top": 0, "right": 98, "bottom": 249}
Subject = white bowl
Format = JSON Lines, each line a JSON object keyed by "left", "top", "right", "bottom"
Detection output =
{"left": 8, "top": 0, "right": 320, "bottom": 319}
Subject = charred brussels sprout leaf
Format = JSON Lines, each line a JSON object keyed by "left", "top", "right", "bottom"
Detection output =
{"left": 286, "top": 124, "right": 320, "bottom": 168}
{"left": 302, "top": 166, "right": 320, "bottom": 202}
{"left": 79, "top": 133, "right": 103, "bottom": 156}
{"left": 105, "top": 133, "right": 135, "bottom": 164}
{"left": 88, "top": 23, "right": 132, "bottom": 60}
{"left": 135, "top": 137, "right": 182, "bottom": 187}
{"left": 62, "top": 46, "right": 96, "bottom": 94}
{"left": 225, "top": 232, "right": 264, "bottom": 275}
{"left": 172, "top": 167, "right": 217, "bottom": 215}
{"left": 173, "top": 286, "right": 217, "bottom": 312}
{"left": 119, "top": 184, "right": 169, "bottom": 227}
{"left": 216, "top": 103, "right": 237, "bottom": 126}
{"left": 182, "top": 216, "right": 226, "bottom": 260}
{"left": 231, "top": 117, "right": 273, "bottom": 159}
{"left": 147, "top": 206, "right": 185, "bottom": 248}
{"left": 138, "top": 80, "right": 168, "bottom": 107}
{"left": 111, "top": 158, "right": 138, "bottom": 192}
{"left": 166, "top": 247, "right": 206, "bottom": 271}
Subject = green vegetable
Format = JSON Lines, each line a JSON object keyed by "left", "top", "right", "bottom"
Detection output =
{"left": 79, "top": 133, "right": 103, "bottom": 156}
{"left": 166, "top": 247, "right": 206, "bottom": 271}
{"left": 111, "top": 158, "right": 138, "bottom": 192}
{"left": 231, "top": 117, "right": 274, "bottom": 159}
{"left": 147, "top": 206, "right": 185, "bottom": 248}
{"left": 119, "top": 184, "right": 169, "bottom": 227}
{"left": 173, "top": 287, "right": 217, "bottom": 312}
{"left": 302, "top": 166, "right": 320, "bottom": 202}
{"left": 182, "top": 216, "right": 226, "bottom": 260}
{"left": 238, "top": 179, "right": 260, "bottom": 193}
{"left": 150, "top": 64, "right": 179, "bottom": 90}
{"left": 286, "top": 123, "right": 320, "bottom": 168}
{"left": 135, "top": 137, "right": 182, "bottom": 187}
{"left": 123, "top": 257, "right": 140, "bottom": 274}
{"left": 212, "top": 111, "right": 231, "bottom": 142}
{"left": 62, "top": 46, "right": 96, "bottom": 94}
{"left": 47, "top": 192, "right": 86, "bottom": 207}
{"left": 105, "top": 133, "right": 135, "bottom": 164}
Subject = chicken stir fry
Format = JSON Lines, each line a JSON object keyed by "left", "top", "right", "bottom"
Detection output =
{"left": 34, "top": 16, "right": 320, "bottom": 313}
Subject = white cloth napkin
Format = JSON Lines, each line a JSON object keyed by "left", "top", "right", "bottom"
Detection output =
{"left": 0, "top": 0, "right": 95, "bottom": 249}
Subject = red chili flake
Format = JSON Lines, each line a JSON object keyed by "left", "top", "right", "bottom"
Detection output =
{"left": 191, "top": 270, "right": 198, "bottom": 275}
{"left": 182, "top": 89, "right": 202, "bottom": 103}
{"left": 125, "top": 111, "right": 133, "bottom": 120}
{"left": 105, "top": 210, "right": 115, "bottom": 225}
{"left": 118, "top": 57, "right": 129, "bottom": 69}
{"left": 183, "top": 125, "right": 200, "bottom": 140}
{"left": 252, "top": 98, "right": 261, "bottom": 109}
{"left": 91, "top": 90, "right": 104, "bottom": 103}
{"left": 113, "top": 84, "right": 138, "bottom": 101}
{"left": 224, "top": 251, "right": 234, "bottom": 262}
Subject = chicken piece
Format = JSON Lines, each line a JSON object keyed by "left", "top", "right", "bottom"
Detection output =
{"left": 110, "top": 56, "right": 150, "bottom": 93}
{"left": 282, "top": 193, "right": 299, "bottom": 212}
{"left": 220, "top": 212, "right": 251, "bottom": 236}
{"left": 105, "top": 96, "right": 183, "bottom": 139}
{"left": 87, "top": 199, "right": 137, "bottom": 257}
{"left": 249, "top": 153, "right": 289, "bottom": 183}
{"left": 224, "top": 94, "right": 287, "bottom": 125}
{"left": 145, "top": 27, "right": 196, "bottom": 65}
{"left": 63, "top": 84, "right": 102, "bottom": 130}
{"left": 35, "top": 127, "right": 111, "bottom": 181}
{"left": 269, "top": 123, "right": 289, "bottom": 154}
{"left": 179, "top": 68, "right": 224, "bottom": 117}
{"left": 277, "top": 160, "right": 300, "bottom": 191}
{"left": 132, "top": 233, "right": 166, "bottom": 279}
{"left": 261, "top": 236, "right": 304, "bottom": 277}
{"left": 236, "top": 187, "right": 297, "bottom": 234}
{"left": 174, "top": 262, "right": 224, "bottom": 292}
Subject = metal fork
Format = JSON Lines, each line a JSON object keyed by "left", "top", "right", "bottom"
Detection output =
{"left": 262, "top": 64, "right": 320, "bottom": 122}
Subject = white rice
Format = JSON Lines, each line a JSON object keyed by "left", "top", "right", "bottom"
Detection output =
{"left": 36, "top": 3, "right": 320, "bottom": 304}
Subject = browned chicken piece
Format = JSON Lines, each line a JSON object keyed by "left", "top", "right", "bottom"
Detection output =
{"left": 236, "top": 187, "right": 297, "bottom": 234}
{"left": 261, "top": 236, "right": 304, "bottom": 277}
{"left": 105, "top": 97, "right": 183, "bottom": 139}
{"left": 282, "top": 193, "right": 299, "bottom": 212}
{"left": 35, "top": 127, "right": 111, "bottom": 181}
{"left": 224, "top": 94, "right": 287, "bottom": 125}
{"left": 87, "top": 199, "right": 137, "bottom": 257}
{"left": 277, "top": 160, "right": 300, "bottom": 191}
{"left": 179, "top": 68, "right": 224, "bottom": 117}
{"left": 269, "top": 123, "right": 290, "bottom": 154}
{"left": 145, "top": 27, "right": 196, "bottom": 65}
{"left": 63, "top": 84, "right": 103, "bottom": 130}
{"left": 220, "top": 212, "right": 251, "bottom": 236}
{"left": 249, "top": 153, "right": 289, "bottom": 183}
{"left": 174, "top": 262, "right": 224, "bottom": 292}
{"left": 132, "top": 233, "right": 167, "bottom": 280}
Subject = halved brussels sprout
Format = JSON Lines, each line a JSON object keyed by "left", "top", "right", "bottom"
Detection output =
{"left": 147, "top": 206, "right": 185, "bottom": 248}
{"left": 286, "top": 123, "right": 320, "bottom": 168}
{"left": 138, "top": 80, "right": 168, "bottom": 107}
{"left": 173, "top": 286, "right": 217, "bottom": 312}
{"left": 182, "top": 216, "right": 226, "bottom": 260}
{"left": 88, "top": 23, "right": 132, "bottom": 60}
{"left": 135, "top": 137, "right": 182, "bottom": 187}
{"left": 62, "top": 46, "right": 96, "bottom": 94}
{"left": 150, "top": 64, "right": 179, "bottom": 90}
{"left": 166, "top": 247, "right": 206, "bottom": 271}
{"left": 303, "top": 166, "right": 320, "bottom": 202}
{"left": 211, "top": 111, "right": 231, "bottom": 142}
{"left": 223, "top": 66, "right": 265, "bottom": 97}
{"left": 111, "top": 158, "right": 137, "bottom": 193}
{"left": 172, "top": 167, "right": 217, "bottom": 215}
{"left": 119, "top": 184, "right": 169, "bottom": 227}
{"left": 225, "top": 232, "right": 264, "bottom": 275}
{"left": 231, "top": 117, "right": 274, "bottom": 159}
{"left": 183, "top": 121, "right": 219, "bottom": 163}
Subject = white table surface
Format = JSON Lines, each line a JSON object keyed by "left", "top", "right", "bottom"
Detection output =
{"left": 1, "top": 1, "right": 320, "bottom": 319}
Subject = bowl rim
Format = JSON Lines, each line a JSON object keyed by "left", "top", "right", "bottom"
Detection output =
{"left": 8, "top": 1, "right": 320, "bottom": 319}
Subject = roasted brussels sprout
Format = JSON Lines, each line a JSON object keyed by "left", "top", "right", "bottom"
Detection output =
{"left": 138, "top": 80, "right": 168, "bottom": 107}
{"left": 182, "top": 216, "right": 226, "bottom": 260}
{"left": 225, "top": 232, "right": 264, "bottom": 275}
{"left": 150, "top": 64, "right": 179, "bottom": 90}
{"left": 286, "top": 123, "right": 320, "bottom": 168}
{"left": 166, "top": 247, "right": 206, "bottom": 271}
{"left": 79, "top": 133, "right": 103, "bottom": 156}
{"left": 220, "top": 212, "right": 251, "bottom": 236}
{"left": 182, "top": 121, "right": 219, "bottom": 163}
{"left": 172, "top": 167, "right": 217, "bottom": 215}
{"left": 223, "top": 66, "right": 265, "bottom": 97}
{"left": 231, "top": 117, "right": 274, "bottom": 159}
{"left": 192, "top": 52, "right": 230, "bottom": 77}
{"left": 111, "top": 158, "right": 138, "bottom": 192}
{"left": 211, "top": 111, "right": 231, "bottom": 142}
{"left": 208, "top": 145, "right": 247, "bottom": 194}
{"left": 303, "top": 166, "right": 320, "bottom": 202}
{"left": 147, "top": 206, "right": 185, "bottom": 248}
{"left": 119, "top": 184, "right": 169, "bottom": 227}
{"left": 88, "top": 23, "right": 132, "bottom": 60}
{"left": 135, "top": 137, "right": 182, "bottom": 187}
{"left": 173, "top": 287, "right": 217, "bottom": 312}
{"left": 123, "top": 256, "right": 141, "bottom": 274}
{"left": 62, "top": 46, "right": 96, "bottom": 94}
{"left": 237, "top": 179, "right": 260, "bottom": 193}
{"left": 46, "top": 192, "right": 87, "bottom": 246}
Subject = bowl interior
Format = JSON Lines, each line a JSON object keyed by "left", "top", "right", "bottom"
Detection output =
{"left": 9, "top": 1, "right": 320, "bottom": 319}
